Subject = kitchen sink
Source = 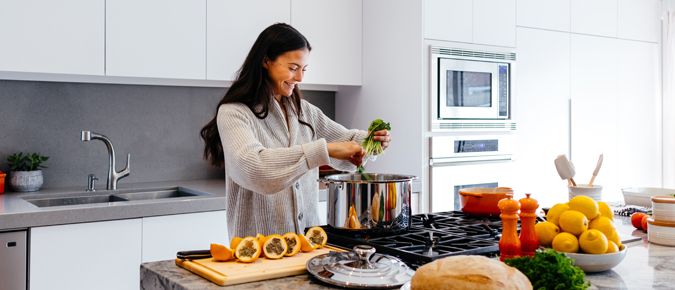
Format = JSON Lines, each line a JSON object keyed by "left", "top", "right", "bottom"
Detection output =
{"left": 114, "top": 188, "right": 210, "bottom": 201}
{"left": 22, "top": 187, "right": 213, "bottom": 208}
{"left": 24, "top": 194, "right": 129, "bottom": 207}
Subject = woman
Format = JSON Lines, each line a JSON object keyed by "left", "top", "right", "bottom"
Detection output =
{"left": 200, "top": 23, "right": 391, "bottom": 239}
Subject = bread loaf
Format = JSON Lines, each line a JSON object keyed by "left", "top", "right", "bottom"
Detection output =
{"left": 410, "top": 255, "right": 532, "bottom": 290}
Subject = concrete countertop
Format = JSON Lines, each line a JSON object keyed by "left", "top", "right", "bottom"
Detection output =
{"left": 0, "top": 179, "right": 329, "bottom": 231}
{"left": 0, "top": 179, "right": 228, "bottom": 231}
{"left": 139, "top": 214, "right": 675, "bottom": 290}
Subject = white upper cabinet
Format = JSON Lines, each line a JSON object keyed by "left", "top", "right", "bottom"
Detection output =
{"left": 473, "top": 0, "right": 516, "bottom": 47}
{"left": 106, "top": 0, "right": 206, "bottom": 79}
{"left": 142, "top": 211, "right": 228, "bottom": 263}
{"left": 207, "top": 0, "right": 290, "bottom": 81}
{"left": 617, "top": 40, "right": 661, "bottom": 190}
{"left": 515, "top": 27, "right": 571, "bottom": 206}
{"left": 618, "top": 0, "right": 661, "bottom": 43}
{"left": 291, "top": 0, "right": 362, "bottom": 86}
{"left": 517, "top": 0, "right": 570, "bottom": 32}
{"left": 424, "top": 0, "right": 515, "bottom": 47}
{"left": 0, "top": 0, "right": 104, "bottom": 75}
{"left": 571, "top": 0, "right": 618, "bottom": 37}
{"left": 424, "top": 0, "right": 473, "bottom": 43}
{"left": 571, "top": 34, "right": 619, "bottom": 201}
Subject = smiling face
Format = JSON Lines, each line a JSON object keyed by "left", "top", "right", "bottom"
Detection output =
{"left": 264, "top": 48, "right": 309, "bottom": 100}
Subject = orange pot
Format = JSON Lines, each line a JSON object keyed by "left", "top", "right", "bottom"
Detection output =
{"left": 459, "top": 187, "right": 513, "bottom": 216}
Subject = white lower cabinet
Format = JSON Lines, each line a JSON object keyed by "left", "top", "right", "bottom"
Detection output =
{"left": 29, "top": 210, "right": 228, "bottom": 289}
{"left": 142, "top": 211, "right": 228, "bottom": 263}
{"left": 30, "top": 219, "right": 143, "bottom": 290}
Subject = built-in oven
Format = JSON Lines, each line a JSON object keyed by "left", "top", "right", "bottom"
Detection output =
{"left": 430, "top": 46, "right": 516, "bottom": 131}
{"left": 429, "top": 134, "right": 516, "bottom": 213}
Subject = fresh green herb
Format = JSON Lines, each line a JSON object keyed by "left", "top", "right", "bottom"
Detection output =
{"left": 7, "top": 152, "right": 49, "bottom": 171}
{"left": 357, "top": 119, "right": 391, "bottom": 175}
{"left": 504, "top": 248, "right": 591, "bottom": 290}
{"left": 361, "top": 119, "right": 391, "bottom": 156}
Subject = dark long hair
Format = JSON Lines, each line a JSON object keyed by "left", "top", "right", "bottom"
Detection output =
{"left": 201, "top": 23, "right": 313, "bottom": 168}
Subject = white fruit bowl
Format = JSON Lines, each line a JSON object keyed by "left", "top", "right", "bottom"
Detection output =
{"left": 565, "top": 246, "right": 627, "bottom": 273}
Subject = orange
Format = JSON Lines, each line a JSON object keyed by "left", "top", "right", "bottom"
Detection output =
{"left": 230, "top": 236, "right": 242, "bottom": 250}
{"left": 299, "top": 233, "right": 318, "bottom": 252}
{"left": 305, "top": 226, "right": 328, "bottom": 248}
{"left": 234, "top": 236, "right": 261, "bottom": 263}
{"left": 210, "top": 243, "right": 233, "bottom": 261}
{"left": 262, "top": 234, "right": 288, "bottom": 259}
{"left": 282, "top": 232, "right": 301, "bottom": 257}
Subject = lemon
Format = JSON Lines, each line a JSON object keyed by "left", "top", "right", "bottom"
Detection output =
{"left": 608, "top": 231, "right": 622, "bottom": 248}
{"left": 535, "top": 222, "right": 560, "bottom": 247}
{"left": 552, "top": 232, "right": 579, "bottom": 253}
{"left": 559, "top": 210, "right": 589, "bottom": 235}
{"left": 597, "top": 201, "right": 614, "bottom": 221}
{"left": 546, "top": 203, "right": 571, "bottom": 226}
{"left": 579, "top": 229, "right": 608, "bottom": 254}
{"left": 569, "top": 195, "right": 600, "bottom": 220}
{"left": 605, "top": 241, "right": 620, "bottom": 253}
{"left": 589, "top": 216, "right": 617, "bottom": 240}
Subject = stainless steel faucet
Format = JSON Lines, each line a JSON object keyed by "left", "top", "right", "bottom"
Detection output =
{"left": 81, "top": 131, "right": 130, "bottom": 190}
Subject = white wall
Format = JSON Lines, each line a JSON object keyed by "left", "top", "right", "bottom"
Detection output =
{"left": 336, "top": 0, "right": 425, "bottom": 181}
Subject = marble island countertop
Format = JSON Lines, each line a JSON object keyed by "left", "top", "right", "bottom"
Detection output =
{"left": 140, "top": 214, "right": 675, "bottom": 290}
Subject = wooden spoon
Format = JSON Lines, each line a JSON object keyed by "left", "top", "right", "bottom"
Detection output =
{"left": 588, "top": 154, "right": 603, "bottom": 187}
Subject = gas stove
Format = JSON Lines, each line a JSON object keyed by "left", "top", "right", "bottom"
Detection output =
{"left": 310, "top": 211, "right": 537, "bottom": 269}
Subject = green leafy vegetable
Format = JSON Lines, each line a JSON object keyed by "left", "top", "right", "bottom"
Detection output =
{"left": 504, "top": 248, "right": 591, "bottom": 290}
{"left": 357, "top": 119, "right": 391, "bottom": 175}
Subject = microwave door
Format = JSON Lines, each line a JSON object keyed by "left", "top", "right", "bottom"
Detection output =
{"left": 437, "top": 59, "right": 500, "bottom": 119}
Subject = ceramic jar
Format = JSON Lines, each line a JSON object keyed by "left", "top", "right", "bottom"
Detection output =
{"left": 10, "top": 170, "right": 43, "bottom": 192}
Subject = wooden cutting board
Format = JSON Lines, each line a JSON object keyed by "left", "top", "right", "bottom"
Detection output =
{"left": 175, "top": 246, "right": 343, "bottom": 286}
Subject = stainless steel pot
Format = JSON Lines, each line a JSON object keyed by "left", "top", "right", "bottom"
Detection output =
{"left": 319, "top": 173, "right": 417, "bottom": 234}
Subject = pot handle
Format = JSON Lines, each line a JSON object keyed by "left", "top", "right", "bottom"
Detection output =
{"left": 317, "top": 178, "right": 344, "bottom": 190}
{"left": 459, "top": 191, "right": 483, "bottom": 198}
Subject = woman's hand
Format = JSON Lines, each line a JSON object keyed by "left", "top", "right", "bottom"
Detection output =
{"left": 327, "top": 141, "right": 366, "bottom": 167}
{"left": 371, "top": 129, "right": 391, "bottom": 151}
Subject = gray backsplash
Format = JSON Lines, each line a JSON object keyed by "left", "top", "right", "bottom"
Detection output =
{"left": 0, "top": 80, "right": 335, "bottom": 190}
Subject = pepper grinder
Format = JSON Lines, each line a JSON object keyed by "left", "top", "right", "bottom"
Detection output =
{"left": 498, "top": 193, "right": 521, "bottom": 261}
{"left": 519, "top": 193, "right": 539, "bottom": 257}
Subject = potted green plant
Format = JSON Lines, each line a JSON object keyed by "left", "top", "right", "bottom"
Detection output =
{"left": 7, "top": 152, "right": 49, "bottom": 192}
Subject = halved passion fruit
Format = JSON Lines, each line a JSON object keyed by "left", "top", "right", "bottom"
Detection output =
{"left": 230, "top": 236, "right": 243, "bottom": 251}
{"left": 262, "top": 234, "right": 288, "bottom": 259}
{"left": 234, "top": 236, "right": 261, "bottom": 263}
{"left": 282, "top": 232, "right": 301, "bottom": 257}
{"left": 255, "top": 233, "right": 267, "bottom": 257}
{"left": 305, "top": 226, "right": 328, "bottom": 248}
{"left": 299, "top": 233, "right": 318, "bottom": 252}
{"left": 210, "top": 243, "right": 233, "bottom": 261}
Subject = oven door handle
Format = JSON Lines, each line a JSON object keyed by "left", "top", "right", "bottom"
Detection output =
{"left": 429, "top": 156, "right": 513, "bottom": 167}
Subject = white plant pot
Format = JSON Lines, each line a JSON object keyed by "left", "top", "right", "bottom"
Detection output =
{"left": 10, "top": 170, "right": 43, "bottom": 192}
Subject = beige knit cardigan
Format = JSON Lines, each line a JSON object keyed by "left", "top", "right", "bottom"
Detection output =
{"left": 217, "top": 96, "right": 367, "bottom": 239}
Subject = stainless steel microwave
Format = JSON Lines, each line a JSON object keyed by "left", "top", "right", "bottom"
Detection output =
{"left": 430, "top": 46, "right": 516, "bottom": 131}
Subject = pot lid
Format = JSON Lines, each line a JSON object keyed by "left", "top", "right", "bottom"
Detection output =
{"left": 306, "top": 245, "right": 415, "bottom": 289}
{"left": 651, "top": 196, "right": 675, "bottom": 204}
